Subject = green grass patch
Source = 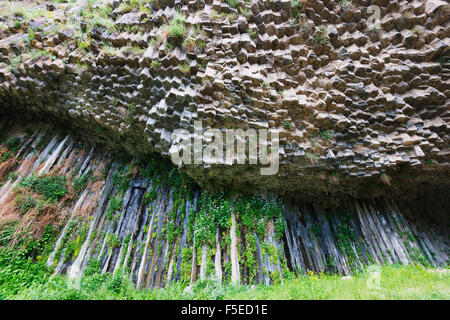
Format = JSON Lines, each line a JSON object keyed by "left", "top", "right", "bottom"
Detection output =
{"left": 0, "top": 220, "right": 448, "bottom": 300}
{"left": 19, "top": 174, "right": 67, "bottom": 202}
{"left": 1, "top": 256, "right": 448, "bottom": 300}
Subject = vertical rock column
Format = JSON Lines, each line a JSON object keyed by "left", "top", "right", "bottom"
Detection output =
{"left": 230, "top": 197, "right": 240, "bottom": 285}
{"left": 214, "top": 228, "right": 222, "bottom": 283}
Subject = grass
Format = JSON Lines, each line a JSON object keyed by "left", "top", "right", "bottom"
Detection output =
{"left": 179, "top": 62, "right": 190, "bottom": 74}
{"left": 0, "top": 215, "right": 448, "bottom": 300}
{"left": 314, "top": 25, "right": 330, "bottom": 45}
{"left": 340, "top": 0, "right": 353, "bottom": 9}
{"left": 102, "top": 44, "right": 145, "bottom": 56}
{"left": 290, "top": 0, "right": 303, "bottom": 18}
{"left": 167, "top": 14, "right": 187, "bottom": 40}
{"left": 1, "top": 3, "right": 46, "bottom": 21}
{"left": 1, "top": 254, "right": 448, "bottom": 300}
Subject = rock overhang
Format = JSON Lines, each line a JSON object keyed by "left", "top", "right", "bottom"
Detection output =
{"left": 0, "top": 0, "right": 448, "bottom": 199}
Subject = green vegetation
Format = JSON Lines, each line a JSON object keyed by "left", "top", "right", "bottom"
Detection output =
{"left": 314, "top": 25, "right": 330, "bottom": 45}
{"left": 0, "top": 240, "right": 448, "bottom": 300}
{"left": 187, "top": 192, "right": 285, "bottom": 250}
{"left": 166, "top": 13, "right": 187, "bottom": 47}
{"left": 117, "top": 0, "right": 152, "bottom": 14}
{"left": 107, "top": 196, "right": 123, "bottom": 221}
{"left": 15, "top": 194, "right": 37, "bottom": 215}
{"left": 0, "top": 224, "right": 58, "bottom": 299}
{"left": 247, "top": 28, "right": 258, "bottom": 39}
{"left": 53, "top": 218, "right": 89, "bottom": 263}
{"left": 81, "top": 3, "right": 116, "bottom": 32}
{"left": 1, "top": 3, "right": 46, "bottom": 22}
{"left": 102, "top": 44, "right": 145, "bottom": 56}
{"left": 112, "top": 163, "right": 133, "bottom": 194}
{"left": 334, "top": 216, "right": 359, "bottom": 271}
{"left": 182, "top": 37, "right": 206, "bottom": 54}
{"left": 282, "top": 121, "right": 293, "bottom": 130}
{"left": 179, "top": 62, "right": 190, "bottom": 74}
{"left": 19, "top": 174, "right": 67, "bottom": 202}
{"left": 305, "top": 151, "right": 319, "bottom": 165}
{"left": 73, "top": 169, "right": 92, "bottom": 194}
{"left": 211, "top": 9, "right": 237, "bottom": 23}
{"left": 226, "top": 0, "right": 240, "bottom": 8}
{"left": 319, "top": 130, "right": 334, "bottom": 141}
{"left": 125, "top": 103, "right": 137, "bottom": 124}
{"left": 239, "top": 7, "right": 252, "bottom": 18}
{"left": 340, "top": 0, "right": 353, "bottom": 9}
{"left": 151, "top": 60, "right": 161, "bottom": 68}
{"left": 0, "top": 137, "right": 21, "bottom": 162}
{"left": 290, "top": 0, "right": 303, "bottom": 19}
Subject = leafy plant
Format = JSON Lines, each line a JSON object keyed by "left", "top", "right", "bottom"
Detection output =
{"left": 319, "top": 130, "right": 334, "bottom": 141}
{"left": 179, "top": 62, "right": 190, "bottom": 74}
{"left": 151, "top": 60, "right": 161, "bottom": 68}
{"left": 290, "top": 0, "right": 303, "bottom": 18}
{"left": 73, "top": 170, "right": 92, "bottom": 194}
{"left": 314, "top": 25, "right": 330, "bottom": 45}
{"left": 0, "top": 137, "right": 21, "bottom": 162}
{"left": 166, "top": 13, "right": 187, "bottom": 47}
{"left": 226, "top": 0, "right": 240, "bottom": 8}
{"left": 282, "top": 121, "right": 293, "bottom": 130}
{"left": 305, "top": 152, "right": 319, "bottom": 165}
{"left": 15, "top": 194, "right": 37, "bottom": 215}
{"left": 340, "top": 0, "right": 353, "bottom": 9}
{"left": 19, "top": 174, "right": 67, "bottom": 201}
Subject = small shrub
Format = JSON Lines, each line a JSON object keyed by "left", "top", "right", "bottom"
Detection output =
{"left": 340, "top": 0, "right": 353, "bottom": 9}
{"left": 151, "top": 60, "right": 161, "bottom": 68}
{"left": 15, "top": 194, "right": 37, "bottom": 215}
{"left": 179, "top": 62, "right": 190, "bottom": 74}
{"left": 106, "top": 196, "right": 123, "bottom": 221}
{"left": 5, "top": 137, "right": 21, "bottom": 152}
{"left": 282, "top": 121, "right": 293, "bottom": 130}
{"left": 19, "top": 174, "right": 67, "bottom": 201}
{"left": 239, "top": 7, "right": 252, "bottom": 18}
{"left": 167, "top": 14, "right": 187, "bottom": 46}
{"left": 290, "top": 0, "right": 303, "bottom": 18}
{"left": 0, "top": 137, "right": 21, "bottom": 162}
{"left": 226, "top": 0, "right": 240, "bottom": 8}
{"left": 314, "top": 25, "right": 330, "bottom": 45}
{"left": 107, "top": 272, "right": 123, "bottom": 294}
{"left": 73, "top": 169, "right": 92, "bottom": 194}
{"left": 319, "top": 130, "right": 334, "bottom": 141}
{"left": 305, "top": 152, "right": 319, "bottom": 165}
{"left": 247, "top": 29, "right": 258, "bottom": 38}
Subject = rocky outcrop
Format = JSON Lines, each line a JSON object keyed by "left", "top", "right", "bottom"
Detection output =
{"left": 0, "top": 121, "right": 447, "bottom": 288}
{"left": 0, "top": 0, "right": 448, "bottom": 199}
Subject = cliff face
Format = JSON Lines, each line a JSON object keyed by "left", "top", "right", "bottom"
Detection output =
{"left": 0, "top": 0, "right": 449, "bottom": 287}
{"left": 0, "top": 121, "right": 448, "bottom": 288}
{"left": 0, "top": 0, "right": 449, "bottom": 198}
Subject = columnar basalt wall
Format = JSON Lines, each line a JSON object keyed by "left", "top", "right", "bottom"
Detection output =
{"left": 0, "top": 0, "right": 449, "bottom": 198}
{"left": 0, "top": 122, "right": 447, "bottom": 288}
